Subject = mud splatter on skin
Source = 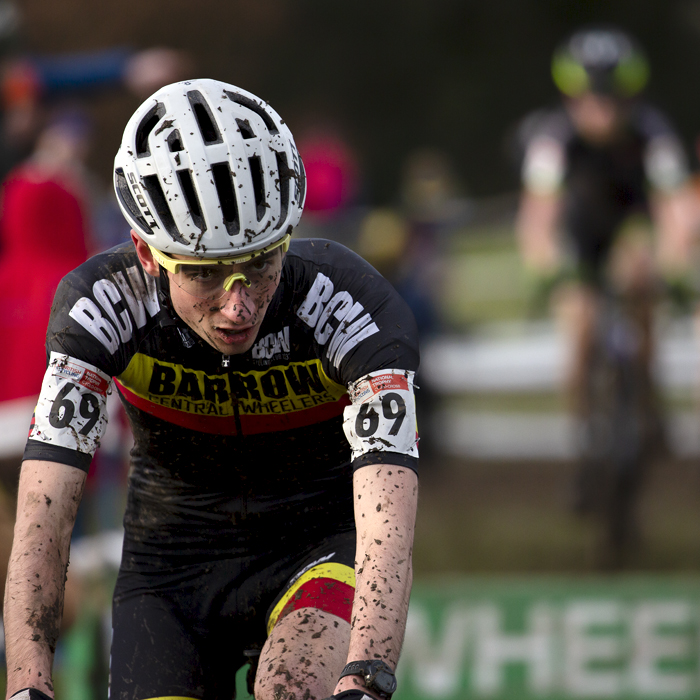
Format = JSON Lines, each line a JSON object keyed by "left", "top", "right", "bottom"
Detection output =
{"left": 347, "top": 464, "right": 418, "bottom": 672}
{"left": 167, "top": 249, "right": 284, "bottom": 355}
{"left": 26, "top": 596, "right": 62, "bottom": 654}
{"left": 256, "top": 608, "right": 348, "bottom": 700}
{"left": 5, "top": 464, "right": 86, "bottom": 693}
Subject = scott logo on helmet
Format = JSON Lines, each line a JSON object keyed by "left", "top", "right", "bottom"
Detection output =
{"left": 127, "top": 171, "right": 160, "bottom": 231}
{"left": 128, "top": 173, "right": 160, "bottom": 228}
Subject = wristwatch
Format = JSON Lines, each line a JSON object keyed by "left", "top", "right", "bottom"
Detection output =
{"left": 339, "top": 660, "right": 398, "bottom": 698}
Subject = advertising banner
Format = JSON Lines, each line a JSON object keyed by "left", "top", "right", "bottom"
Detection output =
{"left": 396, "top": 576, "right": 700, "bottom": 700}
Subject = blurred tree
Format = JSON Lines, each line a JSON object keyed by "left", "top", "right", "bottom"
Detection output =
{"left": 14, "top": 0, "right": 700, "bottom": 203}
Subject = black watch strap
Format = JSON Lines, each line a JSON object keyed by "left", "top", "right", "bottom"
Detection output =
{"left": 10, "top": 689, "right": 53, "bottom": 700}
{"left": 339, "top": 660, "right": 397, "bottom": 698}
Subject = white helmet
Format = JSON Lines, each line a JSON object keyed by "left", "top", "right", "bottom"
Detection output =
{"left": 114, "top": 78, "right": 306, "bottom": 257}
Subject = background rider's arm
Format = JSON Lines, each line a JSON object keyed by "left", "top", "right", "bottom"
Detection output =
{"left": 4, "top": 460, "right": 86, "bottom": 699}
{"left": 515, "top": 189, "right": 563, "bottom": 274}
{"left": 333, "top": 463, "right": 418, "bottom": 697}
{"left": 515, "top": 132, "right": 566, "bottom": 276}
{"left": 652, "top": 184, "right": 699, "bottom": 278}
{"left": 643, "top": 132, "right": 697, "bottom": 280}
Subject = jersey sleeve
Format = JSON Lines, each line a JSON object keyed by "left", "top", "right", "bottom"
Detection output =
{"left": 342, "top": 369, "right": 419, "bottom": 471}
{"left": 23, "top": 244, "right": 160, "bottom": 470}
{"left": 521, "top": 135, "right": 566, "bottom": 195}
{"left": 290, "top": 240, "right": 420, "bottom": 471}
{"left": 519, "top": 110, "right": 571, "bottom": 196}
{"left": 23, "top": 352, "right": 112, "bottom": 472}
{"left": 644, "top": 135, "right": 689, "bottom": 193}
{"left": 634, "top": 103, "right": 690, "bottom": 192}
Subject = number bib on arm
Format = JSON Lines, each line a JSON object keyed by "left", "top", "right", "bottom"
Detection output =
{"left": 343, "top": 370, "right": 418, "bottom": 464}
{"left": 29, "top": 352, "right": 111, "bottom": 455}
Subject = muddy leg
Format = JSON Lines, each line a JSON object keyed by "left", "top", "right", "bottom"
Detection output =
{"left": 254, "top": 607, "right": 350, "bottom": 700}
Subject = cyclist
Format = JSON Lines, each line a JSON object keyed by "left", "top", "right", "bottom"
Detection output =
{"left": 515, "top": 26, "right": 696, "bottom": 508}
{"left": 3, "top": 79, "right": 419, "bottom": 700}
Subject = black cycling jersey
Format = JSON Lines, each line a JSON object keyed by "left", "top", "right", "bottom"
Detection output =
{"left": 520, "top": 101, "right": 689, "bottom": 272}
{"left": 24, "top": 238, "right": 420, "bottom": 567}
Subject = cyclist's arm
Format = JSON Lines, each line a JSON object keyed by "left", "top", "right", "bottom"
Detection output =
{"left": 515, "top": 189, "right": 563, "bottom": 273}
{"left": 332, "top": 463, "right": 418, "bottom": 697}
{"left": 652, "top": 184, "right": 699, "bottom": 278}
{"left": 515, "top": 135, "right": 565, "bottom": 274}
{"left": 642, "top": 132, "right": 697, "bottom": 278}
{"left": 4, "top": 460, "right": 86, "bottom": 699}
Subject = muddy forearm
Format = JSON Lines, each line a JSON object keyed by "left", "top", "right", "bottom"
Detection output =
{"left": 3, "top": 461, "right": 85, "bottom": 698}
{"left": 351, "top": 536, "right": 413, "bottom": 667}
{"left": 346, "top": 465, "right": 418, "bottom": 669}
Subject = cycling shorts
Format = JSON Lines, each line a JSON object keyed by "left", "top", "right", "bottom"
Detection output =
{"left": 564, "top": 208, "right": 651, "bottom": 286}
{"left": 109, "top": 531, "right": 355, "bottom": 700}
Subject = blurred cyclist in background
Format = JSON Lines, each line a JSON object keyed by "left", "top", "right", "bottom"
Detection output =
{"left": 514, "top": 26, "right": 697, "bottom": 509}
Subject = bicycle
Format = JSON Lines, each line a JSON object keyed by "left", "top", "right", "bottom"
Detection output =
{"left": 572, "top": 285, "right": 664, "bottom": 568}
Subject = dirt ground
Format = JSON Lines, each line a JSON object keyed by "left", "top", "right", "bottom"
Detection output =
{"left": 413, "top": 453, "right": 700, "bottom": 575}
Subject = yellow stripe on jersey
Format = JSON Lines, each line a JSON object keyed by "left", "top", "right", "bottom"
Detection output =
{"left": 117, "top": 353, "right": 346, "bottom": 418}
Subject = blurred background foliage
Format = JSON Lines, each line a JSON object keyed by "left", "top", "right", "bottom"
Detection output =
{"left": 18, "top": 0, "right": 700, "bottom": 205}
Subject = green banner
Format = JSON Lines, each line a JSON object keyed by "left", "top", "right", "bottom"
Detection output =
{"left": 395, "top": 576, "right": 700, "bottom": 700}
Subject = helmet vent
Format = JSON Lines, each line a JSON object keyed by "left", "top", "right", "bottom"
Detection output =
{"left": 224, "top": 90, "right": 279, "bottom": 135}
{"left": 135, "top": 103, "right": 166, "bottom": 158}
{"left": 114, "top": 168, "right": 153, "bottom": 236}
{"left": 167, "top": 130, "right": 184, "bottom": 152}
{"left": 274, "top": 151, "right": 289, "bottom": 230}
{"left": 177, "top": 169, "right": 207, "bottom": 233}
{"left": 248, "top": 156, "right": 266, "bottom": 221}
{"left": 211, "top": 162, "right": 240, "bottom": 235}
{"left": 187, "top": 91, "right": 222, "bottom": 145}
{"left": 236, "top": 118, "right": 255, "bottom": 140}
{"left": 142, "top": 175, "right": 187, "bottom": 244}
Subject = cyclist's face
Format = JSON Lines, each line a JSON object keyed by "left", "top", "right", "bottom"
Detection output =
{"left": 167, "top": 248, "right": 285, "bottom": 356}
{"left": 565, "top": 92, "right": 624, "bottom": 144}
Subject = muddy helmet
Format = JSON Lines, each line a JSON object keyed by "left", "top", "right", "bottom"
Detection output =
{"left": 114, "top": 78, "right": 306, "bottom": 257}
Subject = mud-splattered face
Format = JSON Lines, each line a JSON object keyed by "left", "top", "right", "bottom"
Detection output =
{"left": 169, "top": 248, "right": 285, "bottom": 355}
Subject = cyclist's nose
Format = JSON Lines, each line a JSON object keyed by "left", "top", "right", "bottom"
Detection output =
{"left": 217, "top": 280, "right": 255, "bottom": 323}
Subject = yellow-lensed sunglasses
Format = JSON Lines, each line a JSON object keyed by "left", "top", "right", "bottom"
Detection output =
{"left": 149, "top": 234, "right": 290, "bottom": 293}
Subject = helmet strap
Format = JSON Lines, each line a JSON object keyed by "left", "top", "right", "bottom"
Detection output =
{"left": 156, "top": 263, "right": 178, "bottom": 325}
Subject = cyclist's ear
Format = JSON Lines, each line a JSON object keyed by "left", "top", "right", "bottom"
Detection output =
{"left": 131, "top": 230, "right": 160, "bottom": 277}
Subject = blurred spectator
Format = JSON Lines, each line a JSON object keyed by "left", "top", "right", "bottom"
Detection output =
{"left": 301, "top": 130, "right": 359, "bottom": 217}
{"left": 294, "top": 126, "right": 364, "bottom": 248}
{"left": 394, "top": 148, "right": 471, "bottom": 336}
{"left": 0, "top": 1, "right": 192, "bottom": 181}
{"left": 0, "top": 0, "right": 191, "bottom": 502}
{"left": 0, "top": 105, "right": 94, "bottom": 406}
{"left": 359, "top": 148, "right": 471, "bottom": 460}
{"left": 0, "top": 45, "right": 192, "bottom": 179}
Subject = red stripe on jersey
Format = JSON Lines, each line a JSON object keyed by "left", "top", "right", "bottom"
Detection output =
{"left": 276, "top": 578, "right": 355, "bottom": 625}
{"left": 114, "top": 380, "right": 349, "bottom": 436}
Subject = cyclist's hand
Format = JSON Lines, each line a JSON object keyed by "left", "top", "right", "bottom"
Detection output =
{"left": 10, "top": 689, "right": 54, "bottom": 700}
{"left": 664, "top": 275, "right": 697, "bottom": 314}
{"left": 322, "top": 691, "right": 376, "bottom": 700}
{"left": 528, "top": 268, "right": 567, "bottom": 315}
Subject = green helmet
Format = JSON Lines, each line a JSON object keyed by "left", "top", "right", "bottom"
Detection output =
{"left": 551, "top": 27, "right": 649, "bottom": 99}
